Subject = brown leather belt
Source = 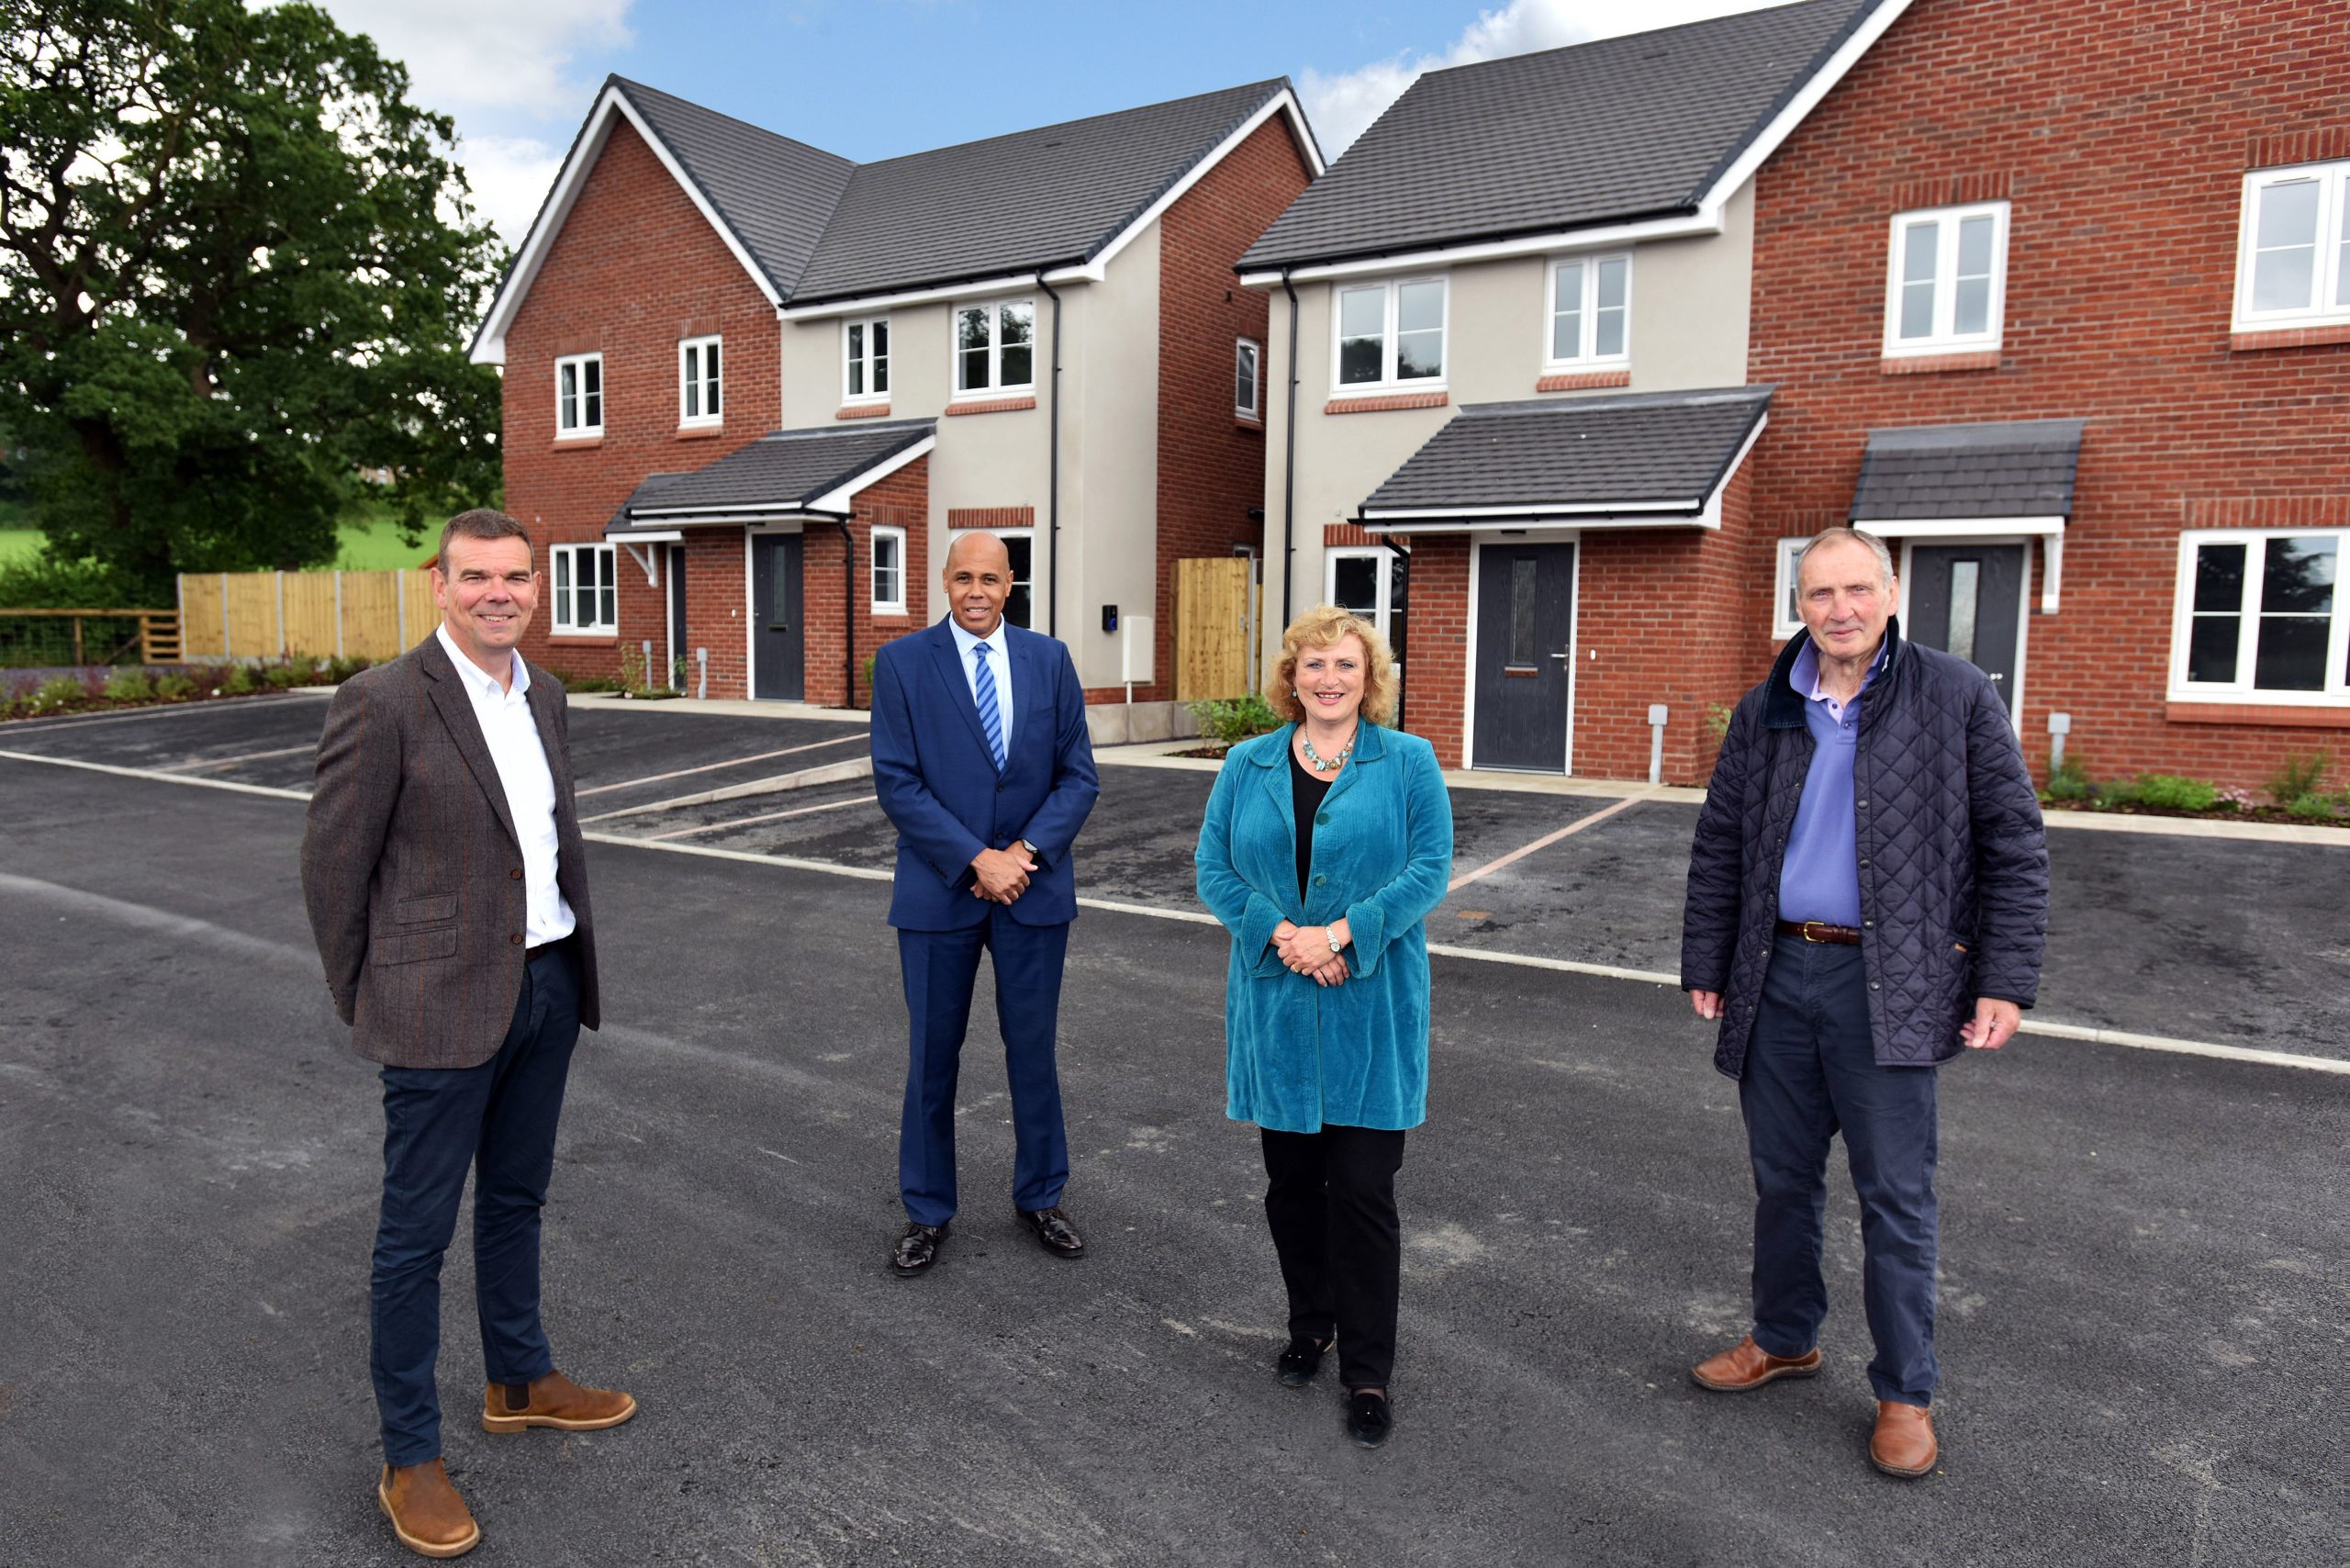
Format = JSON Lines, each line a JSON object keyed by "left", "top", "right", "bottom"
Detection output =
{"left": 1776, "top": 918, "right": 1862, "bottom": 946}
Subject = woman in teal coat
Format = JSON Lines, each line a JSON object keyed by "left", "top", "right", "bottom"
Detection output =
{"left": 1193, "top": 605, "right": 1453, "bottom": 1449}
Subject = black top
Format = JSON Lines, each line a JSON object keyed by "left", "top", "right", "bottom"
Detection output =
{"left": 1290, "top": 748, "right": 1334, "bottom": 903}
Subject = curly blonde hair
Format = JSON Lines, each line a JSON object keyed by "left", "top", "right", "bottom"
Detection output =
{"left": 1270, "top": 603, "right": 1399, "bottom": 727}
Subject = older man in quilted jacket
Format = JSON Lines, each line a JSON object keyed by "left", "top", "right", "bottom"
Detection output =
{"left": 1680, "top": 526, "right": 2048, "bottom": 1480}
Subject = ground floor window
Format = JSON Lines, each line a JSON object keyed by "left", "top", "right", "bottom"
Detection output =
{"left": 870, "top": 525, "right": 907, "bottom": 616}
{"left": 550, "top": 543, "right": 617, "bottom": 635}
{"left": 2172, "top": 528, "right": 2347, "bottom": 702}
{"left": 950, "top": 527, "right": 1034, "bottom": 628}
{"left": 1326, "top": 545, "right": 1407, "bottom": 677}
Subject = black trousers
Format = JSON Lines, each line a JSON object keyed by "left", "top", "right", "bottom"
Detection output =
{"left": 1259, "top": 1125, "right": 1407, "bottom": 1390}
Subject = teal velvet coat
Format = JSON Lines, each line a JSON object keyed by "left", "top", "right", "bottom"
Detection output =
{"left": 1194, "top": 723, "right": 1454, "bottom": 1134}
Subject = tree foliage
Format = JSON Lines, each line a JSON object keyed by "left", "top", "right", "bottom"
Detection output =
{"left": 0, "top": 0, "right": 504, "bottom": 589}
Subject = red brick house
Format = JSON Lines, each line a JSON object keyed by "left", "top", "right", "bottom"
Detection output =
{"left": 473, "top": 76, "right": 1318, "bottom": 724}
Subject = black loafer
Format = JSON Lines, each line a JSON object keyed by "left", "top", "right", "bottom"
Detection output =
{"left": 1345, "top": 1390, "right": 1393, "bottom": 1449}
{"left": 1016, "top": 1205, "right": 1086, "bottom": 1259}
{"left": 892, "top": 1222, "right": 947, "bottom": 1276}
{"left": 1277, "top": 1337, "right": 1330, "bottom": 1388}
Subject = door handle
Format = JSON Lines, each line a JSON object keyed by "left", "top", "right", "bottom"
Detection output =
{"left": 1987, "top": 672, "right": 2004, "bottom": 681}
{"left": 1548, "top": 652, "right": 1570, "bottom": 661}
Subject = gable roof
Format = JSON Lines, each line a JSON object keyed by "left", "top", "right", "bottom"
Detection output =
{"left": 1239, "top": 0, "right": 1905, "bottom": 279}
{"left": 475, "top": 77, "right": 1317, "bottom": 360}
{"left": 1850, "top": 420, "right": 2087, "bottom": 521}
{"left": 606, "top": 420, "right": 937, "bottom": 533}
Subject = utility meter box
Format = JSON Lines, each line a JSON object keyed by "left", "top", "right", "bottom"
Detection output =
{"left": 1121, "top": 615, "right": 1155, "bottom": 685}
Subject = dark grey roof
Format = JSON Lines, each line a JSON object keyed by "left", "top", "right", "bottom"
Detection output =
{"left": 1239, "top": 0, "right": 1883, "bottom": 273}
{"left": 790, "top": 80, "right": 1293, "bottom": 304}
{"left": 612, "top": 78, "right": 856, "bottom": 298}
{"left": 607, "top": 421, "right": 934, "bottom": 534}
{"left": 1849, "top": 420, "right": 2087, "bottom": 521}
{"left": 1358, "top": 386, "right": 1774, "bottom": 520}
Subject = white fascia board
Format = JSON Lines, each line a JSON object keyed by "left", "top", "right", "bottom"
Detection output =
{"left": 779, "top": 271, "right": 1079, "bottom": 322}
{"left": 1238, "top": 209, "right": 1718, "bottom": 290}
{"left": 632, "top": 501, "right": 849, "bottom": 520}
{"left": 808, "top": 434, "right": 936, "bottom": 513}
{"left": 472, "top": 84, "right": 781, "bottom": 364}
{"left": 1087, "top": 91, "right": 1323, "bottom": 278}
{"left": 1695, "top": 0, "right": 1916, "bottom": 215}
{"left": 1851, "top": 515, "right": 2065, "bottom": 537}
{"left": 1694, "top": 409, "right": 1771, "bottom": 528}
{"left": 607, "top": 529, "right": 685, "bottom": 544}
{"left": 1362, "top": 498, "right": 1696, "bottom": 521}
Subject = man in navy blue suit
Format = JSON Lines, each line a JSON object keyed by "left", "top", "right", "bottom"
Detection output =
{"left": 869, "top": 531, "right": 1102, "bottom": 1276}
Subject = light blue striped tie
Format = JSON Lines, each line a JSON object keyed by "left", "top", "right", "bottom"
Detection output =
{"left": 972, "top": 642, "right": 1006, "bottom": 770}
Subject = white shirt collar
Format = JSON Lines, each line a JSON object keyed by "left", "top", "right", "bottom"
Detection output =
{"left": 947, "top": 615, "right": 1009, "bottom": 663}
{"left": 436, "top": 622, "right": 529, "bottom": 699}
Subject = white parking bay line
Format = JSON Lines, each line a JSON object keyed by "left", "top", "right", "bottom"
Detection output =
{"left": 576, "top": 733, "right": 866, "bottom": 797}
{"left": 0, "top": 748, "right": 312, "bottom": 801}
{"left": 638, "top": 794, "right": 878, "bottom": 842}
{"left": 1448, "top": 790, "right": 1653, "bottom": 893}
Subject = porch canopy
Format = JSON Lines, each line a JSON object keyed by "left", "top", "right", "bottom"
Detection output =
{"left": 1847, "top": 419, "right": 2085, "bottom": 611}
{"left": 1354, "top": 386, "right": 1774, "bottom": 532}
{"left": 605, "top": 417, "right": 936, "bottom": 543}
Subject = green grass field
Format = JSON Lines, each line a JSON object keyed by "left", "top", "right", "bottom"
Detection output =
{"left": 0, "top": 529, "right": 42, "bottom": 566}
{"left": 0, "top": 519, "right": 432, "bottom": 575}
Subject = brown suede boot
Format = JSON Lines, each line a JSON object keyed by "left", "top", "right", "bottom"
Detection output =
{"left": 377, "top": 1459, "right": 480, "bottom": 1559}
{"left": 1870, "top": 1400, "right": 1939, "bottom": 1478}
{"left": 1690, "top": 1334, "right": 1824, "bottom": 1392}
{"left": 480, "top": 1368, "right": 639, "bottom": 1434}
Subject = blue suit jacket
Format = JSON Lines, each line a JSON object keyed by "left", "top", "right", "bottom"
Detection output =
{"left": 870, "top": 619, "right": 1100, "bottom": 930}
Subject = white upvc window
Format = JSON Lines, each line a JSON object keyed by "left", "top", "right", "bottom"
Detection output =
{"left": 1546, "top": 252, "right": 1632, "bottom": 368}
{"left": 1883, "top": 202, "right": 2009, "bottom": 356}
{"left": 549, "top": 543, "right": 618, "bottom": 635}
{"left": 1333, "top": 276, "right": 1447, "bottom": 390}
{"left": 2232, "top": 162, "right": 2350, "bottom": 330}
{"left": 1236, "top": 338, "right": 1262, "bottom": 419}
{"left": 869, "top": 525, "right": 907, "bottom": 616}
{"left": 555, "top": 353, "right": 603, "bottom": 437}
{"left": 1326, "top": 545, "right": 1406, "bottom": 675}
{"left": 844, "top": 317, "right": 890, "bottom": 402}
{"left": 953, "top": 299, "right": 1036, "bottom": 396}
{"left": 1770, "top": 538, "right": 1810, "bottom": 640}
{"left": 678, "top": 336, "right": 722, "bottom": 427}
{"left": 2169, "top": 529, "right": 2349, "bottom": 704}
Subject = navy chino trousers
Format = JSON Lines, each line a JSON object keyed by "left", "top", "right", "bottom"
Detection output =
{"left": 1741, "top": 932, "right": 1941, "bottom": 1406}
{"left": 372, "top": 938, "right": 581, "bottom": 1467}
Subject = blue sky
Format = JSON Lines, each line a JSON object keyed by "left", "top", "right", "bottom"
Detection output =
{"left": 314, "top": 0, "right": 1784, "bottom": 241}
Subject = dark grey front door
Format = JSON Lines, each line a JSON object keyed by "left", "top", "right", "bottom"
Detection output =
{"left": 666, "top": 543, "right": 688, "bottom": 691}
{"left": 1472, "top": 542, "right": 1575, "bottom": 771}
{"left": 750, "top": 532, "right": 804, "bottom": 700}
{"left": 1906, "top": 543, "right": 2024, "bottom": 717}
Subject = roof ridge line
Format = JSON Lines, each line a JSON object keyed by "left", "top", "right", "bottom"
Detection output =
{"left": 846, "top": 77, "right": 1291, "bottom": 173}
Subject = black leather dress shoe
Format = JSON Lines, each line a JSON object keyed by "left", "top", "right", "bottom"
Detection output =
{"left": 1015, "top": 1205, "right": 1086, "bottom": 1258}
{"left": 1345, "top": 1390, "right": 1393, "bottom": 1449}
{"left": 891, "top": 1222, "right": 947, "bottom": 1276}
{"left": 1277, "top": 1337, "right": 1330, "bottom": 1388}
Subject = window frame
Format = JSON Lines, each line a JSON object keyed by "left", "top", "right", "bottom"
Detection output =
{"left": 869, "top": 524, "right": 908, "bottom": 617}
{"left": 677, "top": 335, "right": 722, "bottom": 428}
{"left": 1236, "top": 337, "right": 1262, "bottom": 420}
{"left": 548, "top": 542, "right": 619, "bottom": 636}
{"left": 1543, "top": 252, "right": 1634, "bottom": 371}
{"left": 2232, "top": 161, "right": 2350, "bottom": 331}
{"left": 1769, "top": 538, "right": 1811, "bottom": 641}
{"left": 950, "top": 297, "right": 1038, "bottom": 399}
{"left": 843, "top": 316, "right": 891, "bottom": 404}
{"left": 1325, "top": 544, "right": 1405, "bottom": 675}
{"left": 554, "top": 352, "right": 603, "bottom": 439}
{"left": 1330, "top": 274, "right": 1449, "bottom": 393}
{"left": 1881, "top": 201, "right": 2009, "bottom": 358}
{"left": 2166, "top": 527, "right": 2350, "bottom": 706}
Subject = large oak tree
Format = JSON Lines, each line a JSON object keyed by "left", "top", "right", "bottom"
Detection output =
{"left": 0, "top": 0, "right": 504, "bottom": 589}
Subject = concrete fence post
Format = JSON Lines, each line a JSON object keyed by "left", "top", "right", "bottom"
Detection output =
{"left": 1647, "top": 703, "right": 1670, "bottom": 786}
{"left": 697, "top": 647, "right": 708, "bottom": 700}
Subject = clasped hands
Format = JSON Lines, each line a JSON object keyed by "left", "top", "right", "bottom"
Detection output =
{"left": 968, "top": 845, "right": 1037, "bottom": 904}
{"left": 1271, "top": 919, "right": 1350, "bottom": 987}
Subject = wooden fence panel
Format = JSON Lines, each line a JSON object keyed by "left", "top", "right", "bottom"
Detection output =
{"left": 1175, "top": 557, "right": 1256, "bottom": 702}
{"left": 176, "top": 567, "right": 440, "bottom": 662}
{"left": 180, "top": 575, "right": 226, "bottom": 658}
{"left": 224, "top": 572, "right": 282, "bottom": 658}
{"left": 398, "top": 569, "right": 437, "bottom": 649}
{"left": 282, "top": 574, "right": 339, "bottom": 657}
{"left": 340, "top": 571, "right": 401, "bottom": 661}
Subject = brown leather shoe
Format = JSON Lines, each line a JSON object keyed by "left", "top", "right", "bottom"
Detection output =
{"left": 1870, "top": 1400, "right": 1938, "bottom": 1477}
{"left": 377, "top": 1459, "right": 480, "bottom": 1559}
{"left": 480, "top": 1369, "right": 639, "bottom": 1435}
{"left": 1690, "top": 1334, "right": 1824, "bottom": 1392}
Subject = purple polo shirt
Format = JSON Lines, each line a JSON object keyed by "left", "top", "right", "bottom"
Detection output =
{"left": 1775, "top": 635, "right": 1886, "bottom": 927}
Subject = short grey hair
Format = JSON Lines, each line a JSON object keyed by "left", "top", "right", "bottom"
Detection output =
{"left": 1796, "top": 526, "right": 1895, "bottom": 589}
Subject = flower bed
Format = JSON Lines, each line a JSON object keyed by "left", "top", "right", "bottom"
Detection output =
{"left": 0, "top": 656, "right": 370, "bottom": 721}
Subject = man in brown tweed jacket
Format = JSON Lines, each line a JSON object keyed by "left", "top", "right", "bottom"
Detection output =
{"left": 302, "top": 509, "right": 635, "bottom": 1559}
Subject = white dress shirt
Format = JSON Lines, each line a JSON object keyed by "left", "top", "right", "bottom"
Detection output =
{"left": 946, "top": 615, "right": 1013, "bottom": 753}
{"left": 436, "top": 625, "right": 576, "bottom": 947}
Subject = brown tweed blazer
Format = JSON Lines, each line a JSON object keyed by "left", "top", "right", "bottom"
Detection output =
{"left": 300, "top": 633, "right": 601, "bottom": 1069}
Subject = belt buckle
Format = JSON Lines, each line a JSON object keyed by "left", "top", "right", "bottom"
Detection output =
{"left": 1800, "top": 921, "right": 1828, "bottom": 944}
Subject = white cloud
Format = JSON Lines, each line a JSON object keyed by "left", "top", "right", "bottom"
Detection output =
{"left": 451, "top": 135, "right": 570, "bottom": 244}
{"left": 1301, "top": 0, "right": 1785, "bottom": 156}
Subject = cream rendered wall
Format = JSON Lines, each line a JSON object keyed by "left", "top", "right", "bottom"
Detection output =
{"left": 1257, "top": 180, "right": 1756, "bottom": 664}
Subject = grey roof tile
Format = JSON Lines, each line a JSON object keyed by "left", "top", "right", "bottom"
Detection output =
{"left": 608, "top": 421, "right": 935, "bottom": 532}
{"left": 1849, "top": 420, "right": 2087, "bottom": 521}
{"left": 1359, "top": 386, "right": 1774, "bottom": 517}
{"left": 1239, "top": 0, "right": 1882, "bottom": 273}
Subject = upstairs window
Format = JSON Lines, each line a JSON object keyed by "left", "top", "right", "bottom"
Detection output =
{"left": 2172, "top": 530, "right": 2348, "bottom": 703}
{"left": 678, "top": 336, "right": 722, "bottom": 427}
{"left": 1548, "top": 253, "right": 1631, "bottom": 367}
{"left": 954, "top": 299, "right": 1035, "bottom": 396}
{"left": 1236, "top": 338, "right": 1261, "bottom": 419}
{"left": 549, "top": 543, "right": 617, "bottom": 635}
{"left": 2234, "top": 162, "right": 2350, "bottom": 330}
{"left": 1883, "top": 202, "right": 2008, "bottom": 356}
{"left": 845, "top": 317, "right": 890, "bottom": 402}
{"left": 555, "top": 353, "right": 602, "bottom": 437}
{"left": 1335, "top": 277, "right": 1446, "bottom": 389}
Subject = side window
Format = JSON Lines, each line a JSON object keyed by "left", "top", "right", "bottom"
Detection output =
{"left": 870, "top": 525, "right": 907, "bottom": 615}
{"left": 679, "top": 336, "right": 722, "bottom": 427}
{"left": 1236, "top": 338, "right": 1261, "bottom": 419}
{"left": 555, "top": 353, "right": 603, "bottom": 437}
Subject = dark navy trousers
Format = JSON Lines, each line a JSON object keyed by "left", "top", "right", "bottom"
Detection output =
{"left": 1741, "top": 932, "right": 1941, "bottom": 1406}
{"left": 372, "top": 939, "right": 581, "bottom": 1466}
{"left": 897, "top": 910, "right": 1071, "bottom": 1227}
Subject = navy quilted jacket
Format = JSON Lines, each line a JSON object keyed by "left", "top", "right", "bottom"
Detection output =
{"left": 1681, "top": 619, "right": 2049, "bottom": 1080}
